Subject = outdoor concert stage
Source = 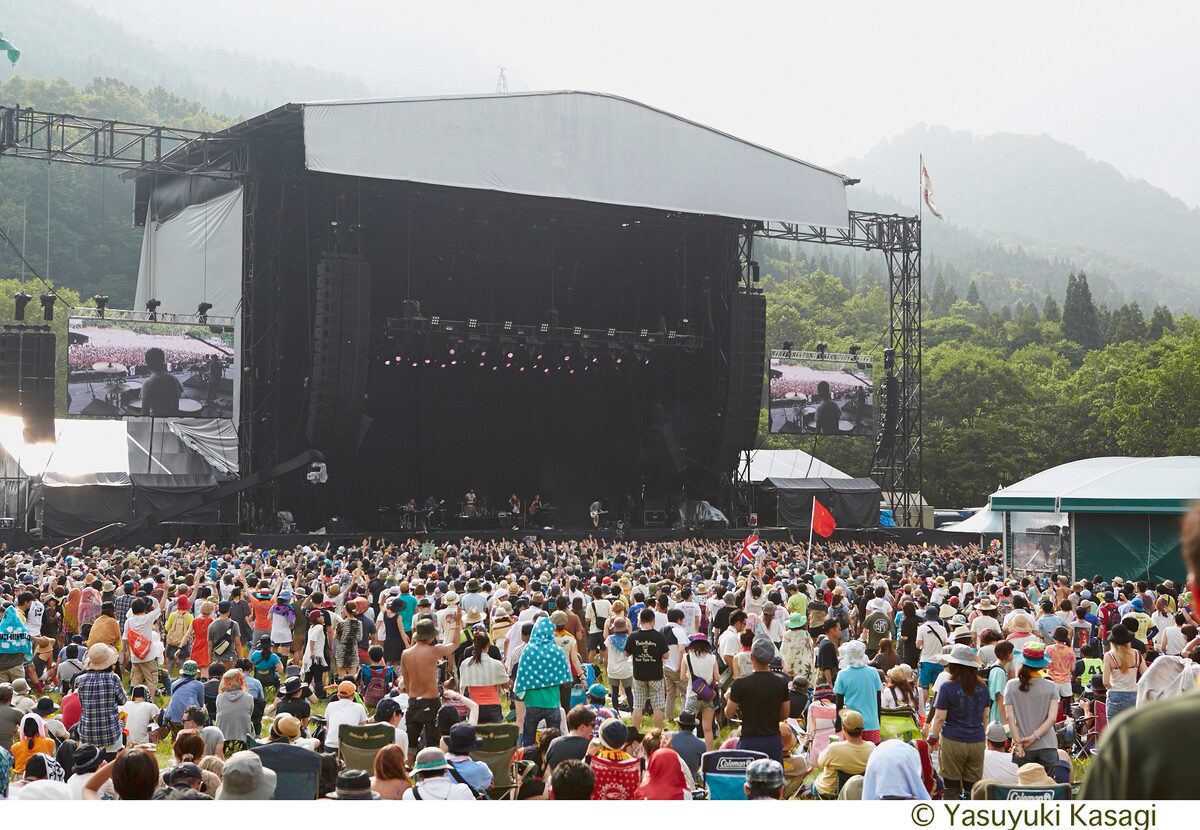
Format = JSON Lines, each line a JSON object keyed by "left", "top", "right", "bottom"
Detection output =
{"left": 127, "top": 91, "right": 854, "bottom": 536}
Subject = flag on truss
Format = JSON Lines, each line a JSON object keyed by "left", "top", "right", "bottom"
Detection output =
{"left": 921, "top": 160, "right": 944, "bottom": 220}
{"left": 0, "top": 34, "right": 19, "bottom": 66}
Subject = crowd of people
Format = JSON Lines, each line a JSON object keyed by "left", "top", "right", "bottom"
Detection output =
{"left": 0, "top": 503, "right": 1196, "bottom": 801}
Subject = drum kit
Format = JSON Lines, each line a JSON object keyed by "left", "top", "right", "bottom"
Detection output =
{"left": 86, "top": 361, "right": 206, "bottom": 416}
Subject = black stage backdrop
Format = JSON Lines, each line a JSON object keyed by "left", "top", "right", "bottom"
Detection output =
{"left": 255, "top": 171, "right": 744, "bottom": 530}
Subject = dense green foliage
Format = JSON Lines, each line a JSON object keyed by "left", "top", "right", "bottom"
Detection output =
{"left": 0, "top": 77, "right": 236, "bottom": 306}
{"left": 759, "top": 242, "right": 1200, "bottom": 507}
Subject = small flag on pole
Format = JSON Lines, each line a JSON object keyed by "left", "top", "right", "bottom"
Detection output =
{"left": 811, "top": 499, "right": 837, "bottom": 539}
{"left": 735, "top": 533, "right": 760, "bottom": 568}
{"left": 0, "top": 33, "right": 19, "bottom": 66}
{"left": 921, "top": 161, "right": 944, "bottom": 220}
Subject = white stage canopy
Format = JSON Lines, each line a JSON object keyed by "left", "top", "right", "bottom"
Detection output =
{"left": 302, "top": 92, "right": 850, "bottom": 228}
{"left": 742, "top": 448, "right": 851, "bottom": 483}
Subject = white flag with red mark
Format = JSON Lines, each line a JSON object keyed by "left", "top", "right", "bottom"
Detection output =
{"left": 922, "top": 161, "right": 944, "bottom": 220}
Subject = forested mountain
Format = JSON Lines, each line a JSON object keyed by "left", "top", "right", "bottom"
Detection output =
{"left": 0, "top": 1, "right": 374, "bottom": 116}
{"left": 842, "top": 125, "right": 1200, "bottom": 312}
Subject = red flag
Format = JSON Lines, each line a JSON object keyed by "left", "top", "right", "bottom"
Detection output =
{"left": 811, "top": 499, "right": 836, "bottom": 538}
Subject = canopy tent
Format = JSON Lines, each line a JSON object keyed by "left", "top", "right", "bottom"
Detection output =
{"left": 742, "top": 448, "right": 851, "bottom": 483}
{"left": 761, "top": 476, "right": 880, "bottom": 530}
{"left": 0, "top": 415, "right": 237, "bottom": 537}
{"left": 940, "top": 507, "right": 1004, "bottom": 535}
{"left": 989, "top": 456, "right": 1200, "bottom": 582}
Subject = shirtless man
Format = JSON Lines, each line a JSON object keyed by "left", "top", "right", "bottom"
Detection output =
{"left": 401, "top": 615, "right": 461, "bottom": 759}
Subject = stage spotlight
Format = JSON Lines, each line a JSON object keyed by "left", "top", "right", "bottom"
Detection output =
{"left": 429, "top": 315, "right": 440, "bottom": 326}
{"left": 849, "top": 344, "right": 861, "bottom": 356}
{"left": 883, "top": 347, "right": 896, "bottom": 370}
{"left": 93, "top": 295, "right": 110, "bottom": 318}
{"left": 503, "top": 321, "right": 513, "bottom": 331}
{"left": 781, "top": 340, "right": 794, "bottom": 353}
{"left": 468, "top": 318, "right": 478, "bottom": 328}
{"left": 606, "top": 327, "right": 616, "bottom": 337}
{"left": 197, "top": 301, "right": 213, "bottom": 324}
{"left": 40, "top": 293, "right": 56, "bottom": 321}
{"left": 13, "top": 292, "right": 31, "bottom": 321}
{"left": 749, "top": 260, "right": 760, "bottom": 283}
{"left": 145, "top": 298, "right": 162, "bottom": 321}
{"left": 815, "top": 342, "right": 827, "bottom": 359}
{"left": 538, "top": 323, "right": 549, "bottom": 334}
{"left": 572, "top": 326, "right": 582, "bottom": 335}
{"left": 639, "top": 329, "right": 649, "bottom": 339}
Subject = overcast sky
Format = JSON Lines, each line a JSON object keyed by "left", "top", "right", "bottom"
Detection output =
{"left": 82, "top": 0, "right": 1200, "bottom": 206}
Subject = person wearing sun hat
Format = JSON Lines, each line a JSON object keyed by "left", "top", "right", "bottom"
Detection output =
{"left": 926, "top": 644, "right": 989, "bottom": 800}
{"left": 402, "top": 747, "right": 475, "bottom": 800}
{"left": 215, "top": 750, "right": 277, "bottom": 800}
{"left": 1001, "top": 641, "right": 1059, "bottom": 775}
{"left": 780, "top": 611, "right": 814, "bottom": 679}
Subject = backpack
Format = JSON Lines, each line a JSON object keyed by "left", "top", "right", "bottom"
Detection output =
{"left": 1098, "top": 604, "right": 1121, "bottom": 637}
{"left": 166, "top": 613, "right": 190, "bottom": 647}
{"left": 363, "top": 665, "right": 390, "bottom": 709}
{"left": 590, "top": 601, "right": 608, "bottom": 631}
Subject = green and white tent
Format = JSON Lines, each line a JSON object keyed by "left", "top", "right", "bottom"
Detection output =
{"left": 990, "top": 456, "right": 1200, "bottom": 582}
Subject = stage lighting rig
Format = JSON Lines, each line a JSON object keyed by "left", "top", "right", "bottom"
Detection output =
{"left": 781, "top": 340, "right": 794, "bottom": 353}
{"left": 749, "top": 261, "right": 761, "bottom": 283}
{"left": 93, "top": 295, "right": 110, "bottom": 318}
{"left": 883, "top": 347, "right": 896, "bottom": 370}
{"left": 848, "top": 344, "right": 860, "bottom": 356}
{"left": 12, "top": 292, "right": 31, "bottom": 321}
{"left": 197, "top": 301, "right": 213, "bottom": 323}
{"left": 815, "top": 342, "right": 827, "bottom": 359}
{"left": 39, "top": 293, "right": 56, "bottom": 321}
{"left": 145, "top": 298, "right": 161, "bottom": 321}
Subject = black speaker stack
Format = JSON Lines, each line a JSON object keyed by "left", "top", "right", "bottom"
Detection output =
{"left": 0, "top": 327, "right": 56, "bottom": 443}
{"left": 305, "top": 254, "right": 371, "bottom": 459}
{"left": 715, "top": 290, "right": 766, "bottom": 469}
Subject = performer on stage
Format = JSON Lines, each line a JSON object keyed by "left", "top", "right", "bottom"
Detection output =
{"left": 528, "top": 494, "right": 543, "bottom": 519}
{"left": 508, "top": 493, "right": 522, "bottom": 514}
{"left": 464, "top": 488, "right": 477, "bottom": 516}
{"left": 589, "top": 498, "right": 605, "bottom": 528}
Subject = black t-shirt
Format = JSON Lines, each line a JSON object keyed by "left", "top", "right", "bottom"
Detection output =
{"left": 274, "top": 697, "right": 311, "bottom": 721}
{"left": 815, "top": 636, "right": 839, "bottom": 681}
{"left": 544, "top": 734, "right": 591, "bottom": 770}
{"left": 729, "top": 671, "right": 789, "bottom": 737}
{"left": 626, "top": 628, "right": 668, "bottom": 682}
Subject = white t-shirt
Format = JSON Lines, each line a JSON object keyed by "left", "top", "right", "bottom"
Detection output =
{"left": 684, "top": 651, "right": 718, "bottom": 687}
{"left": 270, "top": 609, "right": 293, "bottom": 645}
{"left": 323, "top": 698, "right": 368, "bottom": 749}
{"left": 866, "top": 597, "right": 893, "bottom": 616}
{"left": 971, "top": 615, "right": 1002, "bottom": 637}
{"left": 677, "top": 601, "right": 702, "bottom": 636}
{"left": 664, "top": 623, "right": 687, "bottom": 673}
{"left": 605, "top": 635, "right": 633, "bottom": 681}
{"left": 24, "top": 600, "right": 44, "bottom": 637}
{"left": 982, "top": 748, "right": 1019, "bottom": 784}
{"left": 717, "top": 626, "right": 741, "bottom": 661}
{"left": 586, "top": 599, "right": 612, "bottom": 634}
{"left": 916, "top": 622, "right": 946, "bottom": 663}
{"left": 121, "top": 700, "right": 161, "bottom": 744}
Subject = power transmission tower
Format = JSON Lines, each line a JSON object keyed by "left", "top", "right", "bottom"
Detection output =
{"left": 496, "top": 66, "right": 508, "bottom": 93}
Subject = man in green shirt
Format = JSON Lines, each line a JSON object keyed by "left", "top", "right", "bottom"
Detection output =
{"left": 786, "top": 584, "right": 809, "bottom": 618}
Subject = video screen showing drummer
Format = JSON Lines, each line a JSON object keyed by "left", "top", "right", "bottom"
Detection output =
{"left": 66, "top": 317, "right": 234, "bottom": 419}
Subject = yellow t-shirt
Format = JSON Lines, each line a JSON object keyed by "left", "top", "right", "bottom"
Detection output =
{"left": 814, "top": 740, "right": 874, "bottom": 795}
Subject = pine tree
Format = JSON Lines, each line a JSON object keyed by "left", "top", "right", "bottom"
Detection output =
{"left": 1148, "top": 304, "right": 1175, "bottom": 340}
{"left": 1043, "top": 294, "right": 1061, "bottom": 322}
{"left": 1061, "top": 271, "right": 1102, "bottom": 349}
{"left": 966, "top": 280, "right": 981, "bottom": 305}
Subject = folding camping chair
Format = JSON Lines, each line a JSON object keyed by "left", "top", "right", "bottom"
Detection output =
{"left": 252, "top": 743, "right": 322, "bottom": 800}
{"left": 879, "top": 707, "right": 923, "bottom": 743}
{"left": 976, "top": 782, "right": 1072, "bottom": 801}
{"left": 700, "top": 749, "right": 767, "bottom": 800}
{"left": 473, "top": 722, "right": 520, "bottom": 799}
{"left": 806, "top": 699, "right": 838, "bottom": 763}
{"left": 337, "top": 722, "right": 395, "bottom": 773}
{"left": 589, "top": 754, "right": 643, "bottom": 800}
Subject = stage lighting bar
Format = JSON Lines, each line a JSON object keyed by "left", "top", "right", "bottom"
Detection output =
{"left": 769, "top": 347, "right": 872, "bottom": 364}
{"left": 68, "top": 306, "right": 235, "bottom": 327}
{"left": 12, "top": 292, "right": 32, "bottom": 321}
{"left": 384, "top": 315, "right": 704, "bottom": 352}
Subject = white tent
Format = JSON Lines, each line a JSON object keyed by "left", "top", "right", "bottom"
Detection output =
{"left": 742, "top": 449, "right": 851, "bottom": 483}
{"left": 940, "top": 507, "right": 1004, "bottom": 534}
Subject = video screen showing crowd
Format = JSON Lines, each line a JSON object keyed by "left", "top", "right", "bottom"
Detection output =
{"left": 66, "top": 318, "right": 235, "bottom": 419}
{"left": 768, "top": 352, "right": 873, "bottom": 436}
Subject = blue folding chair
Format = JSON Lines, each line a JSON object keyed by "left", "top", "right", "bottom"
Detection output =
{"left": 977, "top": 783, "right": 1072, "bottom": 801}
{"left": 700, "top": 749, "right": 767, "bottom": 800}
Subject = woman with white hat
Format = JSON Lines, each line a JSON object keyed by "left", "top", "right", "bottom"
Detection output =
{"left": 924, "top": 643, "right": 988, "bottom": 801}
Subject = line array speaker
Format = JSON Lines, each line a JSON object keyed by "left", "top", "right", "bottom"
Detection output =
{"left": 0, "top": 328, "right": 57, "bottom": 443}
{"left": 305, "top": 254, "right": 371, "bottom": 458}
{"left": 715, "top": 290, "right": 766, "bottom": 470}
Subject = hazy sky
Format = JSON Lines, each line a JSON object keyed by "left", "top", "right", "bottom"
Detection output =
{"left": 81, "top": 0, "right": 1200, "bottom": 206}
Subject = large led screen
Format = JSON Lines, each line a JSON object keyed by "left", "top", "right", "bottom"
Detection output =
{"left": 67, "top": 318, "right": 235, "bottom": 419}
{"left": 768, "top": 355, "right": 873, "bottom": 436}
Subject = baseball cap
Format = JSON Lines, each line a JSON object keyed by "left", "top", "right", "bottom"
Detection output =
{"left": 375, "top": 697, "right": 403, "bottom": 721}
{"left": 337, "top": 680, "right": 357, "bottom": 698}
{"left": 587, "top": 682, "right": 608, "bottom": 700}
{"left": 599, "top": 717, "right": 628, "bottom": 750}
{"left": 986, "top": 722, "right": 1008, "bottom": 743}
{"left": 840, "top": 709, "right": 865, "bottom": 731}
{"left": 750, "top": 637, "right": 775, "bottom": 664}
